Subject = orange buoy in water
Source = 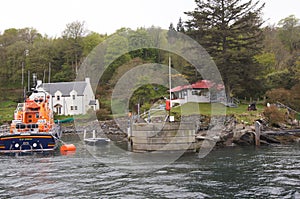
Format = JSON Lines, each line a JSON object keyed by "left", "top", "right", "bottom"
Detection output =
{"left": 60, "top": 144, "right": 76, "bottom": 154}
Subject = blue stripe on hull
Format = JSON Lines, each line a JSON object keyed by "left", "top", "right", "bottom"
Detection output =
{"left": 0, "top": 133, "right": 57, "bottom": 153}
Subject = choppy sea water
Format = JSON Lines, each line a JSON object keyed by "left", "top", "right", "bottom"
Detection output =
{"left": 0, "top": 139, "right": 299, "bottom": 199}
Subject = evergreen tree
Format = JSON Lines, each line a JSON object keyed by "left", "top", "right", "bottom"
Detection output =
{"left": 278, "top": 15, "right": 300, "bottom": 54}
{"left": 184, "top": 0, "right": 265, "bottom": 98}
{"left": 176, "top": 17, "right": 185, "bottom": 32}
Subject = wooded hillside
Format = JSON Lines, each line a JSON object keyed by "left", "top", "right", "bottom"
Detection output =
{"left": 0, "top": 0, "right": 299, "bottom": 112}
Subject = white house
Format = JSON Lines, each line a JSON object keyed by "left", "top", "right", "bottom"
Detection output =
{"left": 170, "top": 80, "right": 226, "bottom": 105}
{"left": 42, "top": 78, "right": 99, "bottom": 115}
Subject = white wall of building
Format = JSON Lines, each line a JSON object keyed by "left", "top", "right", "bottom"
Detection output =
{"left": 172, "top": 89, "right": 210, "bottom": 105}
{"left": 45, "top": 78, "right": 99, "bottom": 116}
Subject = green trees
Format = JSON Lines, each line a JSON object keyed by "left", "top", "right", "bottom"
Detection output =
{"left": 82, "top": 32, "right": 106, "bottom": 57}
{"left": 0, "top": 28, "right": 42, "bottom": 86}
{"left": 62, "top": 21, "right": 86, "bottom": 78}
{"left": 183, "top": 0, "right": 265, "bottom": 98}
{"left": 278, "top": 15, "right": 300, "bottom": 54}
{"left": 277, "top": 15, "right": 300, "bottom": 88}
{"left": 179, "top": 0, "right": 299, "bottom": 110}
{"left": 0, "top": 10, "right": 300, "bottom": 111}
{"left": 0, "top": 21, "right": 107, "bottom": 88}
{"left": 253, "top": 15, "right": 300, "bottom": 111}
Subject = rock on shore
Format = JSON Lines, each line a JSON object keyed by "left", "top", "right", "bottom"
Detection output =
{"left": 61, "top": 115, "right": 300, "bottom": 146}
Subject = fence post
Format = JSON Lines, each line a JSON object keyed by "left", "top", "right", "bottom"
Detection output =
{"left": 83, "top": 130, "right": 86, "bottom": 139}
{"left": 92, "top": 130, "right": 96, "bottom": 139}
{"left": 255, "top": 121, "right": 261, "bottom": 146}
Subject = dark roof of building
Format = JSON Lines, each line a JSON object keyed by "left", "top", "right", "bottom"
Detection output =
{"left": 170, "top": 80, "right": 224, "bottom": 92}
{"left": 89, "top": 100, "right": 96, "bottom": 105}
{"left": 42, "top": 81, "right": 87, "bottom": 96}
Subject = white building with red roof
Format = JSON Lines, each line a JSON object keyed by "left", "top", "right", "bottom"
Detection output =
{"left": 170, "top": 80, "right": 225, "bottom": 105}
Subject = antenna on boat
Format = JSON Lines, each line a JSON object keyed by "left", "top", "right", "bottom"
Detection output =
{"left": 23, "top": 87, "right": 26, "bottom": 100}
{"left": 32, "top": 73, "right": 37, "bottom": 90}
{"left": 43, "top": 69, "right": 46, "bottom": 84}
{"left": 21, "top": 62, "right": 24, "bottom": 87}
{"left": 21, "top": 62, "right": 26, "bottom": 100}
{"left": 27, "top": 71, "right": 30, "bottom": 92}
{"left": 48, "top": 62, "right": 51, "bottom": 83}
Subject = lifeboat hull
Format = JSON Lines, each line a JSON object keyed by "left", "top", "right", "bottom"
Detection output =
{"left": 0, "top": 133, "right": 57, "bottom": 153}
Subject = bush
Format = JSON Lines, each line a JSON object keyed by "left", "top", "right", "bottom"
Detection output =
{"left": 265, "top": 88, "right": 292, "bottom": 106}
{"left": 263, "top": 105, "right": 286, "bottom": 127}
{"left": 290, "top": 83, "right": 300, "bottom": 111}
{"left": 96, "top": 108, "right": 112, "bottom": 121}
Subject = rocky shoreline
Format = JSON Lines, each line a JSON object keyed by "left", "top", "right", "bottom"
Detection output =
{"left": 216, "top": 122, "right": 300, "bottom": 147}
{"left": 61, "top": 119, "right": 128, "bottom": 141}
{"left": 61, "top": 116, "right": 300, "bottom": 147}
{"left": 194, "top": 115, "right": 300, "bottom": 147}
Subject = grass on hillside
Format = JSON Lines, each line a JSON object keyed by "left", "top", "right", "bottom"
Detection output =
{"left": 0, "top": 101, "right": 16, "bottom": 124}
{"left": 0, "top": 100, "right": 266, "bottom": 125}
{"left": 0, "top": 88, "right": 24, "bottom": 124}
{"left": 170, "top": 102, "right": 265, "bottom": 124}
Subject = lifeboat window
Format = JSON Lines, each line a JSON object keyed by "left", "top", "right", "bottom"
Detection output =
{"left": 21, "top": 124, "right": 26, "bottom": 129}
{"left": 17, "top": 103, "right": 24, "bottom": 111}
{"left": 28, "top": 120, "right": 32, "bottom": 123}
{"left": 27, "top": 124, "right": 38, "bottom": 128}
{"left": 28, "top": 115, "right": 32, "bottom": 118}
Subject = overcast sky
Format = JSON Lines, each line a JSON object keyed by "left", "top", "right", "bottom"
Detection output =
{"left": 1, "top": 0, "right": 299, "bottom": 37}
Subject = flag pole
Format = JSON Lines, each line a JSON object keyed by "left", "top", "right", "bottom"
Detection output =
{"left": 169, "top": 56, "right": 172, "bottom": 117}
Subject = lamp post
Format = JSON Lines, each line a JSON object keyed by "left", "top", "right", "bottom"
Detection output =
{"left": 169, "top": 56, "right": 172, "bottom": 117}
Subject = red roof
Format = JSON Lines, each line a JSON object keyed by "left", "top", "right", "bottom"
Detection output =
{"left": 170, "top": 80, "right": 223, "bottom": 92}
{"left": 191, "top": 80, "right": 212, "bottom": 89}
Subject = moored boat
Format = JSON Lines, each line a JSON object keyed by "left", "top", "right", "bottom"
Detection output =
{"left": 84, "top": 137, "right": 111, "bottom": 146}
{"left": 83, "top": 130, "right": 110, "bottom": 146}
{"left": 0, "top": 80, "right": 61, "bottom": 153}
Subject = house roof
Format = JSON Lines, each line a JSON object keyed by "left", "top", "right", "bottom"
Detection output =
{"left": 42, "top": 81, "right": 87, "bottom": 96}
{"left": 191, "top": 80, "right": 213, "bottom": 89}
{"left": 171, "top": 85, "right": 191, "bottom": 92}
{"left": 170, "top": 80, "right": 224, "bottom": 92}
{"left": 89, "top": 100, "right": 97, "bottom": 105}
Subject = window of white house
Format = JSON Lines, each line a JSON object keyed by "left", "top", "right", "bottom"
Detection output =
{"left": 202, "top": 89, "right": 208, "bottom": 96}
{"left": 56, "top": 107, "right": 61, "bottom": 114}
{"left": 57, "top": 95, "right": 60, "bottom": 100}
{"left": 192, "top": 90, "right": 201, "bottom": 96}
{"left": 72, "top": 95, "right": 76, "bottom": 100}
{"left": 70, "top": 106, "right": 73, "bottom": 110}
{"left": 75, "top": 106, "right": 77, "bottom": 110}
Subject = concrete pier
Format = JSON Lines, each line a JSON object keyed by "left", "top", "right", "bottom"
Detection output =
{"left": 131, "top": 122, "right": 196, "bottom": 152}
